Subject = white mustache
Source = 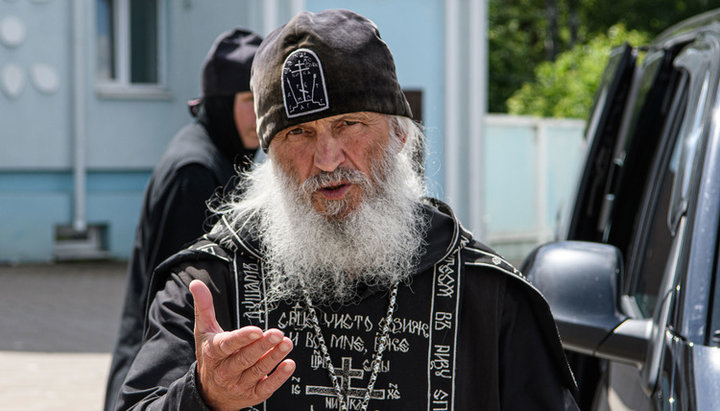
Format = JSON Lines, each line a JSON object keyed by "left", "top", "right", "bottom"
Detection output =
{"left": 301, "top": 168, "right": 370, "bottom": 195}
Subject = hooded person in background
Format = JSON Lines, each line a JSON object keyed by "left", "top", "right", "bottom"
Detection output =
{"left": 103, "top": 28, "right": 262, "bottom": 411}
{"left": 117, "top": 10, "right": 579, "bottom": 410}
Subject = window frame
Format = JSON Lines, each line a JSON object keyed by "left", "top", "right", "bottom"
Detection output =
{"left": 669, "top": 32, "right": 720, "bottom": 345}
{"left": 621, "top": 34, "right": 720, "bottom": 324}
{"left": 622, "top": 73, "right": 688, "bottom": 318}
{"left": 564, "top": 44, "right": 636, "bottom": 243}
{"left": 598, "top": 47, "right": 672, "bottom": 255}
{"left": 94, "top": 0, "right": 170, "bottom": 99}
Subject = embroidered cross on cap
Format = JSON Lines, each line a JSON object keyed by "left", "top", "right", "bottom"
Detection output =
{"left": 282, "top": 49, "right": 330, "bottom": 118}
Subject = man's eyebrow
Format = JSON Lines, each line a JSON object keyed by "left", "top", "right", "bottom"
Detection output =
{"left": 335, "top": 113, "right": 369, "bottom": 122}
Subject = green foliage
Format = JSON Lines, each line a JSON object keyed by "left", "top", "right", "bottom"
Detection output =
{"left": 488, "top": 0, "right": 719, "bottom": 115}
{"left": 488, "top": 0, "right": 549, "bottom": 113}
{"left": 487, "top": 0, "right": 593, "bottom": 113}
{"left": 506, "top": 24, "right": 650, "bottom": 118}
{"left": 580, "top": 0, "right": 720, "bottom": 38}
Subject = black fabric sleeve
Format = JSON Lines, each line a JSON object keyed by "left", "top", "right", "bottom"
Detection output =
{"left": 115, "top": 273, "right": 211, "bottom": 411}
{"left": 499, "top": 280, "right": 580, "bottom": 411}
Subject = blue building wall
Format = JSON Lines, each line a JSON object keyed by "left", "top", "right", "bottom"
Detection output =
{"left": 82, "top": 1, "right": 266, "bottom": 170}
{"left": 0, "top": 0, "right": 72, "bottom": 169}
{"left": 0, "top": 172, "right": 148, "bottom": 261}
{"left": 0, "top": 1, "right": 267, "bottom": 262}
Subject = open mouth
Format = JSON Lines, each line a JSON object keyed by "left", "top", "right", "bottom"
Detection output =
{"left": 317, "top": 182, "right": 352, "bottom": 199}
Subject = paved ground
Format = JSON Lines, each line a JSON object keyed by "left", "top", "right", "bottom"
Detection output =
{"left": 0, "top": 261, "right": 127, "bottom": 410}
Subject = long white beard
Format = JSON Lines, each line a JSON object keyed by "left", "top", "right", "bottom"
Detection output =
{"left": 218, "top": 130, "right": 428, "bottom": 305}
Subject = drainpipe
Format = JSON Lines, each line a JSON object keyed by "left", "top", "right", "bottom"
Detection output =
{"left": 72, "top": 0, "right": 86, "bottom": 232}
{"left": 444, "top": 0, "right": 460, "bottom": 210}
{"left": 290, "top": 0, "right": 305, "bottom": 15}
{"left": 263, "top": 0, "right": 279, "bottom": 35}
{"left": 468, "top": 0, "right": 487, "bottom": 239}
{"left": 536, "top": 121, "right": 548, "bottom": 243}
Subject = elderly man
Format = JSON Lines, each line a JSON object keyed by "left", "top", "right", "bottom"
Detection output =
{"left": 117, "top": 9, "right": 578, "bottom": 411}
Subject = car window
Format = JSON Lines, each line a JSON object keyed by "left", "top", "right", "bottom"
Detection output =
{"left": 667, "top": 33, "right": 720, "bottom": 342}
{"left": 628, "top": 125, "right": 684, "bottom": 317}
{"left": 712, "top": 246, "right": 720, "bottom": 346}
{"left": 600, "top": 46, "right": 683, "bottom": 259}
{"left": 566, "top": 44, "right": 635, "bottom": 242}
{"left": 626, "top": 34, "right": 718, "bottom": 318}
{"left": 668, "top": 37, "right": 718, "bottom": 234}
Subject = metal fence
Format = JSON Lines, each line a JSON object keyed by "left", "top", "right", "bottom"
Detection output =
{"left": 483, "top": 114, "right": 586, "bottom": 265}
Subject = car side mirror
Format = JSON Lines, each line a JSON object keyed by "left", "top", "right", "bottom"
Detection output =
{"left": 522, "top": 241, "right": 651, "bottom": 366}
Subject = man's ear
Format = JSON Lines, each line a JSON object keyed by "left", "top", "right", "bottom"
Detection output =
{"left": 391, "top": 123, "right": 407, "bottom": 152}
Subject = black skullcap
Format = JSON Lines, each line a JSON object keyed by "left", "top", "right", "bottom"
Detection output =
{"left": 251, "top": 9, "right": 412, "bottom": 152}
{"left": 202, "top": 28, "right": 263, "bottom": 97}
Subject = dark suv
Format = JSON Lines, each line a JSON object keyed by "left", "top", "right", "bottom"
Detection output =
{"left": 522, "top": 9, "right": 720, "bottom": 410}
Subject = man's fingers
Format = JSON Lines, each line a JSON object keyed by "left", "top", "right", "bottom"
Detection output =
{"left": 199, "top": 329, "right": 293, "bottom": 404}
{"left": 255, "top": 359, "right": 296, "bottom": 399}
{"left": 246, "top": 337, "right": 294, "bottom": 381}
{"left": 189, "top": 279, "right": 222, "bottom": 334}
{"left": 190, "top": 280, "right": 295, "bottom": 405}
{"left": 211, "top": 326, "right": 265, "bottom": 357}
{"left": 222, "top": 329, "right": 287, "bottom": 370}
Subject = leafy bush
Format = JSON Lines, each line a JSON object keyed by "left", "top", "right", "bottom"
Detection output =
{"left": 506, "top": 24, "right": 650, "bottom": 118}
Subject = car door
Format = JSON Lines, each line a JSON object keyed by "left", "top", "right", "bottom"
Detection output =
{"left": 596, "top": 31, "right": 720, "bottom": 410}
{"left": 560, "top": 41, "right": 686, "bottom": 409}
{"left": 522, "top": 24, "right": 720, "bottom": 411}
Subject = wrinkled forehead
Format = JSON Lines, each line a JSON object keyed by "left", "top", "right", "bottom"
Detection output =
{"left": 267, "top": 111, "right": 393, "bottom": 151}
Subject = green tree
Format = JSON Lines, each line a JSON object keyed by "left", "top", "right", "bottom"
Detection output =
{"left": 488, "top": 0, "right": 547, "bottom": 113}
{"left": 506, "top": 24, "right": 650, "bottom": 118}
{"left": 580, "top": 0, "right": 719, "bottom": 37}
{"left": 488, "top": 0, "right": 587, "bottom": 113}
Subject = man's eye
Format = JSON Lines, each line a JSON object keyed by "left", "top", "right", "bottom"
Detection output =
{"left": 287, "top": 128, "right": 305, "bottom": 136}
{"left": 336, "top": 120, "right": 360, "bottom": 132}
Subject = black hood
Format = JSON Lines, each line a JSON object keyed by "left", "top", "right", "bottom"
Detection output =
{"left": 196, "top": 95, "right": 257, "bottom": 172}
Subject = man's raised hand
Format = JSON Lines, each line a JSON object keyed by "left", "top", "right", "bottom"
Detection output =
{"left": 189, "top": 279, "right": 296, "bottom": 410}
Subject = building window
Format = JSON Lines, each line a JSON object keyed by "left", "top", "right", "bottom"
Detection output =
{"left": 96, "top": 0, "right": 166, "bottom": 95}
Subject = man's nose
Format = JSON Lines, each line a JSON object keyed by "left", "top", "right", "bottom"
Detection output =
{"left": 313, "top": 129, "right": 345, "bottom": 172}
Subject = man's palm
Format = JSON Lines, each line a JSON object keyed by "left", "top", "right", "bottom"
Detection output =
{"left": 189, "top": 280, "right": 296, "bottom": 410}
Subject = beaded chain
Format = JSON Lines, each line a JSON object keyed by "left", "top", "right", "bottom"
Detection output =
{"left": 303, "top": 282, "right": 399, "bottom": 411}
